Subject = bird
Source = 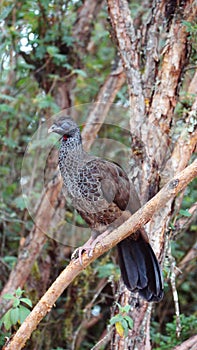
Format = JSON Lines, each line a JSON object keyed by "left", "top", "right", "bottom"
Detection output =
{"left": 48, "top": 116, "right": 164, "bottom": 302}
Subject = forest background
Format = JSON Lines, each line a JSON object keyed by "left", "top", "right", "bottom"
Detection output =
{"left": 0, "top": 0, "right": 197, "bottom": 349}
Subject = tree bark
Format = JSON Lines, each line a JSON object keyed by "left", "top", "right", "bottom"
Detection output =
{"left": 172, "top": 334, "right": 197, "bottom": 350}
{"left": 107, "top": 0, "right": 197, "bottom": 348}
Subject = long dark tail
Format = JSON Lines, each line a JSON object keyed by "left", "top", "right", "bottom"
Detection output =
{"left": 117, "top": 235, "right": 164, "bottom": 302}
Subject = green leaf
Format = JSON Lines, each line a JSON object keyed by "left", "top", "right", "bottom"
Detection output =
{"left": 121, "top": 318, "right": 129, "bottom": 334}
{"left": 0, "top": 104, "right": 15, "bottom": 113}
{"left": 0, "top": 166, "right": 9, "bottom": 175}
{"left": 47, "top": 46, "right": 59, "bottom": 56}
{"left": 110, "top": 315, "right": 122, "bottom": 325}
{"left": 179, "top": 209, "right": 192, "bottom": 217}
{"left": 3, "top": 293, "right": 14, "bottom": 300}
{"left": 2, "top": 256, "right": 17, "bottom": 267}
{"left": 10, "top": 307, "right": 19, "bottom": 325}
{"left": 121, "top": 305, "right": 131, "bottom": 313}
{"left": 2, "top": 310, "right": 12, "bottom": 330}
{"left": 14, "top": 196, "right": 26, "bottom": 210}
{"left": 124, "top": 315, "right": 134, "bottom": 329}
{"left": 72, "top": 69, "right": 87, "bottom": 78}
{"left": 13, "top": 298, "right": 20, "bottom": 308}
{"left": 18, "top": 305, "right": 30, "bottom": 323}
{"left": 0, "top": 4, "right": 14, "bottom": 20}
{"left": 2, "top": 137, "right": 18, "bottom": 148}
{"left": 20, "top": 298, "right": 32, "bottom": 308}
{"left": 97, "top": 263, "right": 116, "bottom": 278}
{"left": 15, "top": 287, "right": 24, "bottom": 298}
{"left": 0, "top": 93, "right": 15, "bottom": 102}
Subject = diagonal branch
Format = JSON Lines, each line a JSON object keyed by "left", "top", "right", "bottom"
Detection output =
{"left": 72, "top": 0, "right": 104, "bottom": 53}
{"left": 3, "top": 160, "right": 197, "bottom": 350}
{"left": 82, "top": 61, "right": 125, "bottom": 150}
{"left": 172, "top": 334, "right": 197, "bottom": 350}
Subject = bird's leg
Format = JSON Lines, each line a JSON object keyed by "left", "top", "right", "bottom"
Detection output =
{"left": 71, "top": 228, "right": 112, "bottom": 265}
{"left": 72, "top": 236, "right": 95, "bottom": 265}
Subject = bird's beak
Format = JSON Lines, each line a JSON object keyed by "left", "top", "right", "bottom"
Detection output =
{"left": 48, "top": 125, "right": 55, "bottom": 133}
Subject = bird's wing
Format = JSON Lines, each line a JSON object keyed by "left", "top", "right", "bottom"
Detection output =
{"left": 86, "top": 159, "right": 141, "bottom": 214}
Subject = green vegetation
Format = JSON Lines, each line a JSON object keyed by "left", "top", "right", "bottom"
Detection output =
{"left": 0, "top": 1, "right": 196, "bottom": 349}
{"left": 0, "top": 288, "right": 32, "bottom": 331}
{"left": 110, "top": 303, "right": 133, "bottom": 337}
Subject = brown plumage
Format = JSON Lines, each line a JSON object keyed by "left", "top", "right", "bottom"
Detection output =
{"left": 48, "top": 116, "right": 164, "bottom": 302}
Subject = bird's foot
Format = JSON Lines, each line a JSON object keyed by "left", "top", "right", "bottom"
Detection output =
{"left": 72, "top": 230, "right": 110, "bottom": 265}
{"left": 71, "top": 236, "right": 95, "bottom": 265}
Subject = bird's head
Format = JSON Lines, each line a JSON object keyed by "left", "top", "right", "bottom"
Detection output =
{"left": 48, "top": 116, "right": 79, "bottom": 139}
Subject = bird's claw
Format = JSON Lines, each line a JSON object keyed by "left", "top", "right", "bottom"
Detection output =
{"left": 71, "top": 237, "right": 105, "bottom": 266}
{"left": 71, "top": 246, "right": 96, "bottom": 266}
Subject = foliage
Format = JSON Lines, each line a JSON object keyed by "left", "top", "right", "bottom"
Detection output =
{"left": 0, "top": 288, "right": 32, "bottom": 330}
{"left": 152, "top": 314, "right": 197, "bottom": 349}
{"left": 0, "top": 0, "right": 196, "bottom": 349}
{"left": 110, "top": 303, "right": 133, "bottom": 337}
{"left": 96, "top": 262, "right": 119, "bottom": 279}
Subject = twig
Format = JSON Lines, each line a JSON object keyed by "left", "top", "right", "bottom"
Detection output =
{"left": 177, "top": 241, "right": 197, "bottom": 277}
{"left": 90, "top": 326, "right": 112, "bottom": 350}
{"left": 169, "top": 248, "right": 181, "bottom": 338}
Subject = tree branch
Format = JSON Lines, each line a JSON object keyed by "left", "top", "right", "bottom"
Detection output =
{"left": 3, "top": 160, "right": 197, "bottom": 350}
{"left": 142, "top": 0, "right": 165, "bottom": 102}
{"left": 172, "top": 334, "right": 197, "bottom": 350}
{"left": 72, "top": 0, "right": 104, "bottom": 53}
{"left": 107, "top": 0, "right": 145, "bottom": 122}
{"left": 175, "top": 240, "right": 197, "bottom": 287}
{"left": 82, "top": 61, "right": 125, "bottom": 150}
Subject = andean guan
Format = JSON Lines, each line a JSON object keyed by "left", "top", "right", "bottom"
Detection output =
{"left": 48, "top": 116, "right": 164, "bottom": 302}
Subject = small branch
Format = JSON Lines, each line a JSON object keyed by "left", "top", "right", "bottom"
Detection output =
{"left": 172, "top": 334, "right": 197, "bottom": 350}
{"left": 3, "top": 160, "right": 197, "bottom": 350}
{"left": 91, "top": 327, "right": 112, "bottom": 350}
{"left": 107, "top": 0, "right": 145, "bottom": 122}
{"left": 169, "top": 249, "right": 181, "bottom": 338}
{"left": 72, "top": 0, "right": 104, "bottom": 53}
{"left": 188, "top": 69, "right": 197, "bottom": 95}
{"left": 82, "top": 61, "right": 126, "bottom": 151}
{"left": 175, "top": 241, "right": 197, "bottom": 288}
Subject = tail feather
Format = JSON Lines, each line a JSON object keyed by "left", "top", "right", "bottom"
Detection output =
{"left": 117, "top": 235, "right": 164, "bottom": 302}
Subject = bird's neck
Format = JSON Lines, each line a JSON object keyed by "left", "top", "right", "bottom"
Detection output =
{"left": 58, "top": 129, "right": 86, "bottom": 176}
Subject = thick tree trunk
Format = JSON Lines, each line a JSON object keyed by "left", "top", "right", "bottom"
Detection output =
{"left": 107, "top": 0, "right": 197, "bottom": 348}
